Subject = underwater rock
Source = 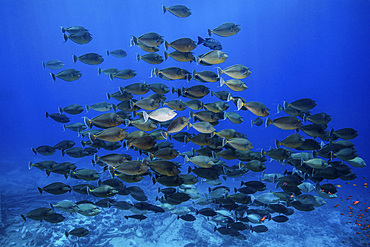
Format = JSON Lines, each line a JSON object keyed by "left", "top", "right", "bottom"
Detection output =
{"left": 135, "top": 226, "right": 143, "bottom": 238}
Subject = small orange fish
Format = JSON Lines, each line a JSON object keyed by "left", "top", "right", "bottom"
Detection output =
{"left": 346, "top": 182, "right": 351, "bottom": 185}
{"left": 356, "top": 232, "right": 361, "bottom": 234}
{"left": 336, "top": 184, "right": 342, "bottom": 188}
{"left": 340, "top": 213, "right": 344, "bottom": 215}
{"left": 354, "top": 201, "right": 360, "bottom": 205}
{"left": 353, "top": 184, "right": 357, "bottom": 186}
{"left": 260, "top": 215, "right": 267, "bottom": 222}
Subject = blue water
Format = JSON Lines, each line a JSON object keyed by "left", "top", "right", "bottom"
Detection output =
{"left": 0, "top": 0, "right": 369, "bottom": 246}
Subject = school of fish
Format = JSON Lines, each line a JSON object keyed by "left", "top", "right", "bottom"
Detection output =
{"left": 27, "top": 3, "right": 368, "bottom": 243}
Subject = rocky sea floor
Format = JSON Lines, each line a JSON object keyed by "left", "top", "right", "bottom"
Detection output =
{"left": 0, "top": 157, "right": 367, "bottom": 247}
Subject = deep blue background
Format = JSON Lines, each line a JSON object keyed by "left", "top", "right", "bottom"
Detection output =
{"left": 0, "top": 0, "right": 369, "bottom": 180}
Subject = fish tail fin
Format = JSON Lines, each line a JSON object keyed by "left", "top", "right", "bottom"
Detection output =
{"left": 186, "top": 74, "right": 191, "bottom": 83}
{"left": 236, "top": 99, "right": 243, "bottom": 111}
{"left": 124, "top": 216, "right": 129, "bottom": 220}
{"left": 136, "top": 54, "right": 141, "bottom": 62}
{"left": 184, "top": 155, "right": 190, "bottom": 165}
{"left": 250, "top": 194, "right": 255, "bottom": 204}
{"left": 189, "top": 111, "right": 194, "bottom": 120}
{"left": 37, "top": 187, "right": 43, "bottom": 195}
{"left": 302, "top": 113, "right": 307, "bottom": 122}
{"left": 85, "top": 105, "right": 90, "bottom": 113}
{"left": 58, "top": 107, "right": 63, "bottom": 114}
{"left": 49, "top": 203, "right": 54, "bottom": 210}
{"left": 192, "top": 70, "right": 197, "bottom": 79}
{"left": 163, "top": 51, "right": 169, "bottom": 60}
{"left": 195, "top": 56, "right": 201, "bottom": 65}
{"left": 162, "top": 5, "right": 167, "bottom": 13}
{"left": 143, "top": 111, "right": 149, "bottom": 123}
{"left": 187, "top": 166, "right": 192, "bottom": 174}
{"left": 275, "top": 140, "right": 281, "bottom": 148}
{"left": 130, "top": 36, "right": 138, "bottom": 47}
{"left": 20, "top": 215, "right": 26, "bottom": 222}
{"left": 106, "top": 93, "right": 112, "bottom": 100}
{"left": 81, "top": 140, "right": 86, "bottom": 147}
{"left": 50, "top": 73, "right": 56, "bottom": 81}
{"left": 109, "top": 73, "right": 114, "bottom": 81}
{"left": 164, "top": 40, "right": 170, "bottom": 51}
{"left": 88, "top": 133, "right": 96, "bottom": 143}
{"left": 98, "top": 67, "right": 102, "bottom": 75}
{"left": 251, "top": 119, "right": 254, "bottom": 127}
{"left": 277, "top": 104, "right": 284, "bottom": 114}
{"left": 106, "top": 50, "right": 110, "bottom": 56}
{"left": 152, "top": 177, "right": 157, "bottom": 185}
{"left": 118, "top": 86, "right": 125, "bottom": 94}
{"left": 108, "top": 165, "right": 115, "bottom": 178}
{"left": 216, "top": 67, "right": 223, "bottom": 77}
{"left": 151, "top": 68, "right": 159, "bottom": 77}
{"left": 63, "top": 33, "right": 68, "bottom": 42}
{"left": 210, "top": 90, "right": 214, "bottom": 97}
{"left": 72, "top": 54, "right": 78, "bottom": 63}
{"left": 86, "top": 186, "right": 91, "bottom": 195}
{"left": 180, "top": 87, "right": 185, "bottom": 97}
{"left": 32, "top": 148, "right": 37, "bottom": 155}
{"left": 265, "top": 118, "right": 272, "bottom": 128}
{"left": 186, "top": 122, "right": 192, "bottom": 131}
{"left": 42, "top": 62, "right": 46, "bottom": 69}
{"left": 197, "top": 36, "right": 204, "bottom": 45}
{"left": 61, "top": 26, "right": 66, "bottom": 33}
{"left": 222, "top": 137, "right": 227, "bottom": 147}
{"left": 93, "top": 154, "right": 100, "bottom": 164}
{"left": 63, "top": 125, "right": 66, "bottom": 132}
{"left": 208, "top": 29, "right": 213, "bottom": 37}
{"left": 283, "top": 101, "right": 289, "bottom": 110}
{"left": 83, "top": 117, "right": 93, "bottom": 129}
{"left": 124, "top": 119, "right": 130, "bottom": 127}
{"left": 112, "top": 104, "right": 117, "bottom": 112}
{"left": 128, "top": 100, "right": 135, "bottom": 109}
{"left": 28, "top": 161, "right": 34, "bottom": 170}
{"left": 220, "top": 77, "right": 225, "bottom": 87}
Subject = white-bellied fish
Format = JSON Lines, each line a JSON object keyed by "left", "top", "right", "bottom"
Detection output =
{"left": 107, "top": 49, "right": 127, "bottom": 58}
{"left": 162, "top": 5, "right": 191, "bottom": 18}
{"left": 208, "top": 22, "right": 241, "bottom": 37}
{"left": 42, "top": 59, "right": 64, "bottom": 70}
{"left": 50, "top": 69, "right": 81, "bottom": 82}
